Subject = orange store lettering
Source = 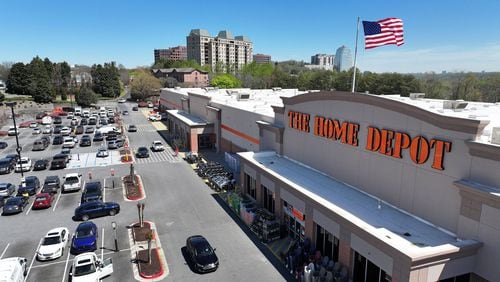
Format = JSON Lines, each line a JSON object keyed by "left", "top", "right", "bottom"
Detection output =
{"left": 287, "top": 110, "right": 452, "bottom": 171}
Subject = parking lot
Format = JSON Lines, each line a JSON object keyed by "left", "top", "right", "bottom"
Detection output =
{"left": 0, "top": 101, "right": 288, "bottom": 281}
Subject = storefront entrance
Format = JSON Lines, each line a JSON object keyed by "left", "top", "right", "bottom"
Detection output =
{"left": 283, "top": 201, "right": 305, "bottom": 242}
{"left": 198, "top": 133, "right": 215, "bottom": 150}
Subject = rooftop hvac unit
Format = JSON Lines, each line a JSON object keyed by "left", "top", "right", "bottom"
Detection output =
{"left": 409, "top": 93, "right": 425, "bottom": 99}
{"left": 443, "top": 100, "right": 468, "bottom": 111}
{"left": 237, "top": 93, "right": 251, "bottom": 101}
{"left": 492, "top": 127, "right": 500, "bottom": 145}
{"left": 272, "top": 87, "right": 282, "bottom": 91}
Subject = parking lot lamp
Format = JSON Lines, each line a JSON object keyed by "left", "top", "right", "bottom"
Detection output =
{"left": 112, "top": 221, "right": 118, "bottom": 252}
{"left": 2, "top": 102, "right": 24, "bottom": 179}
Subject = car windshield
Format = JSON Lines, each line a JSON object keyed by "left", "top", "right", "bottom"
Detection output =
{"left": 76, "top": 227, "right": 93, "bottom": 238}
{"left": 25, "top": 178, "right": 36, "bottom": 184}
{"left": 42, "top": 236, "right": 60, "bottom": 245}
{"left": 6, "top": 198, "right": 20, "bottom": 204}
{"left": 0, "top": 183, "right": 9, "bottom": 189}
{"left": 20, "top": 159, "right": 29, "bottom": 164}
{"left": 36, "top": 196, "right": 47, "bottom": 201}
{"left": 73, "top": 263, "right": 96, "bottom": 276}
{"left": 195, "top": 243, "right": 213, "bottom": 256}
{"left": 65, "top": 177, "right": 79, "bottom": 183}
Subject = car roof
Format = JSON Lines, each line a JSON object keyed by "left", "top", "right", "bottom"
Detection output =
{"left": 74, "top": 253, "right": 96, "bottom": 265}
{"left": 45, "top": 227, "right": 66, "bottom": 237}
{"left": 77, "top": 221, "right": 97, "bottom": 230}
{"left": 25, "top": 176, "right": 38, "bottom": 180}
{"left": 46, "top": 175, "right": 59, "bottom": 180}
{"left": 85, "top": 182, "right": 101, "bottom": 189}
{"left": 65, "top": 173, "right": 80, "bottom": 178}
{"left": 188, "top": 235, "right": 211, "bottom": 247}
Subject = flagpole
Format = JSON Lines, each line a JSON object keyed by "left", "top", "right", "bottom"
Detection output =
{"left": 351, "top": 17, "right": 360, "bottom": 93}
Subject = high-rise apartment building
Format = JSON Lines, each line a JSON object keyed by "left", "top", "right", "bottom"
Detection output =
{"left": 311, "top": 54, "right": 334, "bottom": 66}
{"left": 187, "top": 29, "right": 253, "bottom": 71}
{"left": 154, "top": 46, "right": 187, "bottom": 63}
{"left": 334, "top": 45, "right": 353, "bottom": 71}
{"left": 253, "top": 54, "right": 271, "bottom": 64}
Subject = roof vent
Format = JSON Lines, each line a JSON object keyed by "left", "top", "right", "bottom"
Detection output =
{"left": 237, "top": 93, "right": 251, "bottom": 101}
{"left": 403, "top": 232, "right": 411, "bottom": 237}
{"left": 443, "top": 100, "right": 468, "bottom": 111}
{"left": 409, "top": 93, "right": 425, "bottom": 100}
{"left": 272, "top": 87, "right": 282, "bottom": 91}
{"left": 492, "top": 127, "right": 500, "bottom": 145}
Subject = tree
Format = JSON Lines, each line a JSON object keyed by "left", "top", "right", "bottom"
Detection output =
{"left": 210, "top": 74, "right": 241, "bottom": 88}
{"left": 240, "top": 62, "right": 274, "bottom": 88}
{"left": 91, "top": 62, "right": 121, "bottom": 97}
{"left": 6, "top": 63, "right": 30, "bottom": 95}
{"left": 28, "top": 56, "right": 55, "bottom": 103}
{"left": 76, "top": 84, "right": 97, "bottom": 106}
{"left": 130, "top": 70, "right": 162, "bottom": 101}
{"left": 0, "top": 62, "right": 14, "bottom": 82}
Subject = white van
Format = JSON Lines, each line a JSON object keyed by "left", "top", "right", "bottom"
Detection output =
{"left": 0, "top": 257, "right": 28, "bottom": 282}
{"left": 97, "top": 126, "right": 118, "bottom": 135}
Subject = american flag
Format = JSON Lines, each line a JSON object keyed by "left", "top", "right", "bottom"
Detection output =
{"left": 362, "top": 18, "right": 404, "bottom": 49}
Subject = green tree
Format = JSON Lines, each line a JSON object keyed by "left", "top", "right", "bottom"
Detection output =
{"left": 91, "top": 62, "right": 121, "bottom": 97}
{"left": 76, "top": 84, "right": 97, "bottom": 106}
{"left": 0, "top": 62, "right": 14, "bottom": 82}
{"left": 6, "top": 63, "right": 30, "bottom": 95}
{"left": 130, "top": 70, "right": 162, "bottom": 101}
{"left": 241, "top": 62, "right": 274, "bottom": 88}
{"left": 210, "top": 74, "right": 241, "bottom": 88}
{"left": 27, "top": 56, "right": 55, "bottom": 103}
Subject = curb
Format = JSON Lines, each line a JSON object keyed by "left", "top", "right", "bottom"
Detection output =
{"left": 137, "top": 248, "right": 164, "bottom": 279}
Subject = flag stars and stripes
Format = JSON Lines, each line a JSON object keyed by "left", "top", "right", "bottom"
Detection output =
{"left": 362, "top": 17, "right": 404, "bottom": 49}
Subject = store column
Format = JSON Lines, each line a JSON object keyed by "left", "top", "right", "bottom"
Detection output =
{"left": 338, "top": 225, "right": 352, "bottom": 277}
{"left": 305, "top": 204, "right": 314, "bottom": 240}
{"left": 255, "top": 174, "right": 263, "bottom": 205}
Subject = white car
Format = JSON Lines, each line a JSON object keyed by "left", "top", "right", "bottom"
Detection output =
{"left": 60, "top": 127, "right": 71, "bottom": 136}
{"left": 29, "top": 122, "right": 38, "bottom": 128}
{"left": 62, "top": 137, "right": 76, "bottom": 148}
{"left": 62, "top": 173, "right": 82, "bottom": 192}
{"left": 7, "top": 126, "right": 19, "bottom": 136}
{"left": 43, "top": 125, "right": 53, "bottom": 134}
{"left": 118, "top": 98, "right": 126, "bottom": 103}
{"left": 147, "top": 102, "right": 154, "bottom": 108}
{"left": 151, "top": 141, "right": 164, "bottom": 152}
{"left": 37, "top": 227, "right": 69, "bottom": 261}
{"left": 148, "top": 114, "right": 162, "bottom": 121}
{"left": 32, "top": 128, "right": 42, "bottom": 135}
{"left": 69, "top": 253, "right": 113, "bottom": 282}
{"left": 96, "top": 148, "right": 109, "bottom": 158}
{"left": 15, "top": 157, "right": 32, "bottom": 172}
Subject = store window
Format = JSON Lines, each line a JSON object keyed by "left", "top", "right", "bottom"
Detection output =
{"left": 315, "top": 224, "right": 339, "bottom": 262}
{"left": 261, "top": 185, "right": 275, "bottom": 213}
{"left": 352, "top": 251, "right": 391, "bottom": 282}
{"left": 283, "top": 201, "right": 305, "bottom": 242}
{"left": 245, "top": 173, "right": 256, "bottom": 199}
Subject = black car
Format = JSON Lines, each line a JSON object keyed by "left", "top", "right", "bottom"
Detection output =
{"left": 0, "top": 141, "right": 8, "bottom": 149}
{"left": 17, "top": 176, "right": 40, "bottom": 196}
{"left": 108, "top": 116, "right": 115, "bottom": 123}
{"left": 5, "top": 154, "right": 20, "bottom": 164}
{"left": 81, "top": 182, "right": 103, "bottom": 203}
{"left": 53, "top": 125, "right": 63, "bottom": 134}
{"left": 132, "top": 106, "right": 138, "bottom": 111}
{"left": 41, "top": 175, "right": 61, "bottom": 194}
{"left": 105, "top": 134, "right": 117, "bottom": 141}
{"left": 52, "top": 135, "right": 64, "bottom": 145}
{"left": 93, "top": 132, "right": 104, "bottom": 142}
{"left": 185, "top": 235, "right": 219, "bottom": 273}
{"left": 2, "top": 196, "right": 29, "bottom": 215}
{"left": 33, "top": 159, "right": 50, "bottom": 171}
{"left": 128, "top": 125, "right": 137, "bottom": 132}
{"left": 79, "top": 135, "right": 92, "bottom": 147}
{"left": 79, "top": 118, "right": 88, "bottom": 126}
{"left": 53, "top": 116, "right": 62, "bottom": 124}
{"left": 0, "top": 158, "right": 14, "bottom": 174}
{"left": 50, "top": 154, "right": 69, "bottom": 170}
{"left": 0, "top": 196, "right": 4, "bottom": 209}
{"left": 73, "top": 201, "right": 120, "bottom": 221}
{"left": 0, "top": 183, "right": 16, "bottom": 197}
{"left": 135, "top": 147, "right": 150, "bottom": 158}
{"left": 75, "top": 125, "right": 84, "bottom": 135}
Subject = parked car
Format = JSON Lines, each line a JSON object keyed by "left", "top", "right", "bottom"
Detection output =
{"left": 42, "top": 125, "right": 53, "bottom": 134}
{"left": 53, "top": 125, "right": 63, "bottom": 134}
{"left": 17, "top": 176, "right": 40, "bottom": 196}
{"left": 0, "top": 158, "right": 15, "bottom": 174}
{"left": 62, "top": 173, "right": 82, "bottom": 193}
{"left": 15, "top": 157, "right": 32, "bottom": 172}
{"left": 108, "top": 116, "right": 115, "bottom": 123}
{"left": 93, "top": 132, "right": 104, "bottom": 142}
{"left": 151, "top": 141, "right": 164, "bottom": 152}
{"left": 79, "top": 119, "right": 88, "bottom": 126}
{"left": 2, "top": 196, "right": 29, "bottom": 215}
{"left": 135, "top": 147, "right": 149, "bottom": 158}
{"left": 132, "top": 106, "right": 138, "bottom": 111}
{"left": 50, "top": 154, "right": 69, "bottom": 170}
{"left": 107, "top": 138, "right": 124, "bottom": 150}
{"left": 128, "top": 125, "right": 137, "bottom": 132}
{"left": 0, "top": 183, "right": 16, "bottom": 197}
{"left": 70, "top": 119, "right": 78, "bottom": 126}
{"left": 81, "top": 182, "right": 103, "bottom": 204}
{"left": 118, "top": 98, "right": 126, "bottom": 103}
{"left": 185, "top": 235, "right": 219, "bottom": 273}
{"left": 148, "top": 114, "right": 162, "bottom": 121}
{"left": 33, "top": 159, "right": 50, "bottom": 171}
{"left": 75, "top": 125, "right": 85, "bottom": 135}
{"left": 32, "top": 193, "right": 54, "bottom": 210}
{"left": 7, "top": 126, "right": 19, "bottom": 136}
{"left": 61, "top": 148, "right": 72, "bottom": 160}
{"left": 41, "top": 175, "right": 61, "bottom": 194}
{"left": 29, "top": 122, "right": 38, "bottom": 128}
{"left": 53, "top": 116, "right": 62, "bottom": 124}
{"left": 32, "top": 128, "right": 42, "bottom": 135}
{"left": 60, "top": 127, "right": 71, "bottom": 136}
{"left": 73, "top": 201, "right": 120, "bottom": 221}
{"left": 5, "top": 154, "right": 20, "bottom": 164}
{"left": 85, "top": 126, "right": 95, "bottom": 134}
{"left": 36, "top": 227, "right": 69, "bottom": 260}
{"left": 52, "top": 135, "right": 63, "bottom": 145}
{"left": 79, "top": 135, "right": 92, "bottom": 147}
{"left": 0, "top": 257, "right": 28, "bottom": 282}
{"left": 62, "top": 137, "right": 76, "bottom": 148}
{"left": 69, "top": 252, "right": 113, "bottom": 281}
{"left": 70, "top": 222, "right": 98, "bottom": 255}
{"left": 96, "top": 148, "right": 109, "bottom": 158}
{"left": 0, "top": 141, "right": 8, "bottom": 149}
{"left": 36, "top": 112, "right": 46, "bottom": 119}
{"left": 32, "top": 139, "right": 49, "bottom": 151}
{"left": 88, "top": 117, "right": 97, "bottom": 125}
{"left": 122, "top": 110, "right": 129, "bottom": 115}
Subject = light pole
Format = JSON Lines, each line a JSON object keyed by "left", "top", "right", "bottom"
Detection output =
{"left": 111, "top": 221, "right": 118, "bottom": 252}
{"left": 2, "top": 102, "right": 24, "bottom": 180}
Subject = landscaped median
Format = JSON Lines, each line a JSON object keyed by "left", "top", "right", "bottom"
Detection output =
{"left": 127, "top": 219, "right": 169, "bottom": 280}
{"left": 122, "top": 172, "right": 146, "bottom": 201}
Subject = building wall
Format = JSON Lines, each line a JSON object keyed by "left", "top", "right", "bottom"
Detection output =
{"left": 159, "top": 89, "right": 184, "bottom": 110}
{"left": 183, "top": 71, "right": 209, "bottom": 87}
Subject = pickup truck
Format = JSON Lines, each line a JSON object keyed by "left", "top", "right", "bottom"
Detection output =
{"left": 62, "top": 173, "right": 82, "bottom": 192}
{"left": 69, "top": 252, "right": 113, "bottom": 282}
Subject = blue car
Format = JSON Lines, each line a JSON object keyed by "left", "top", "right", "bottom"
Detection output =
{"left": 73, "top": 200, "right": 120, "bottom": 221}
{"left": 70, "top": 221, "right": 98, "bottom": 255}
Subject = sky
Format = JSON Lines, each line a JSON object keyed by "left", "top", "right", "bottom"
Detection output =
{"left": 1, "top": 0, "right": 500, "bottom": 73}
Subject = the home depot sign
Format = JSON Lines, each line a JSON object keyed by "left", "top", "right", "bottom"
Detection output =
{"left": 288, "top": 111, "right": 452, "bottom": 171}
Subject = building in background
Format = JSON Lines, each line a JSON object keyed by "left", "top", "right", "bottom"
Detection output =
{"left": 253, "top": 54, "right": 271, "bottom": 64}
{"left": 334, "top": 45, "right": 353, "bottom": 71}
{"left": 152, "top": 68, "right": 209, "bottom": 87}
{"left": 154, "top": 46, "right": 187, "bottom": 63}
{"left": 187, "top": 29, "right": 253, "bottom": 72}
{"left": 305, "top": 53, "right": 335, "bottom": 71}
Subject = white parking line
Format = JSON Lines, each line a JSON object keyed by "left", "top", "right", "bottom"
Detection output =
{"left": 103, "top": 178, "right": 106, "bottom": 202}
{"left": 25, "top": 199, "right": 35, "bottom": 215}
{"left": 24, "top": 238, "right": 42, "bottom": 282}
{"left": 52, "top": 191, "right": 62, "bottom": 211}
{"left": 61, "top": 235, "right": 72, "bottom": 282}
{"left": 101, "top": 228, "right": 105, "bottom": 261}
{"left": 30, "top": 248, "right": 132, "bottom": 269}
{"left": 0, "top": 243, "right": 10, "bottom": 259}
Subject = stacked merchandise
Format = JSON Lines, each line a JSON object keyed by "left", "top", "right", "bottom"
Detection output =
{"left": 240, "top": 199, "right": 256, "bottom": 226}
{"left": 250, "top": 208, "right": 281, "bottom": 243}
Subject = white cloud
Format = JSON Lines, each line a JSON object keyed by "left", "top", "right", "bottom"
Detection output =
{"left": 357, "top": 44, "right": 500, "bottom": 73}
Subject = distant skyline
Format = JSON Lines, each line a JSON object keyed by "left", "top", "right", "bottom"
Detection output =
{"left": 1, "top": 0, "right": 500, "bottom": 73}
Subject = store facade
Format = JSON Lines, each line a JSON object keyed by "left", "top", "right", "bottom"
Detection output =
{"left": 238, "top": 91, "right": 500, "bottom": 281}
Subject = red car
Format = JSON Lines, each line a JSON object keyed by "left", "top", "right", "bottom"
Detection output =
{"left": 33, "top": 193, "right": 54, "bottom": 209}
